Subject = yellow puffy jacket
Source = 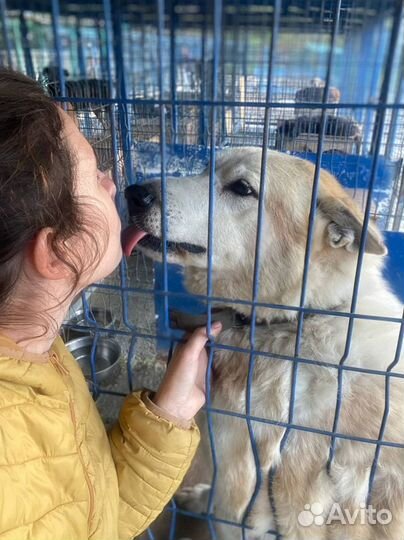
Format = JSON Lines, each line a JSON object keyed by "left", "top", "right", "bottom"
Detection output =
{"left": 0, "top": 334, "right": 200, "bottom": 540}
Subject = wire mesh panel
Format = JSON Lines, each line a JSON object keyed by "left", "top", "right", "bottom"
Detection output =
{"left": 1, "top": 1, "right": 404, "bottom": 539}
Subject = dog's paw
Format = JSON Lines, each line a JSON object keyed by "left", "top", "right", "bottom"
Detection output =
{"left": 175, "top": 483, "right": 211, "bottom": 514}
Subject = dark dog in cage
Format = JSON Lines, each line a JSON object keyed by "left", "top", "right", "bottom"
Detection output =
{"left": 276, "top": 115, "right": 362, "bottom": 140}
{"left": 275, "top": 115, "right": 362, "bottom": 154}
{"left": 123, "top": 149, "right": 404, "bottom": 540}
{"left": 42, "top": 66, "right": 111, "bottom": 128}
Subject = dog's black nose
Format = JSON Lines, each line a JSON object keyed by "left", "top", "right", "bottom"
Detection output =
{"left": 125, "top": 184, "right": 155, "bottom": 210}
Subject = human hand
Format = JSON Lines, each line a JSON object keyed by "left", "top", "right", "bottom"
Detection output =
{"left": 152, "top": 322, "right": 222, "bottom": 422}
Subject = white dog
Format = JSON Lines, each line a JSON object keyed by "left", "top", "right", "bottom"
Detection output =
{"left": 123, "top": 148, "right": 404, "bottom": 539}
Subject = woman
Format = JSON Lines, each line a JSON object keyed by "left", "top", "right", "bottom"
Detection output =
{"left": 0, "top": 69, "right": 221, "bottom": 540}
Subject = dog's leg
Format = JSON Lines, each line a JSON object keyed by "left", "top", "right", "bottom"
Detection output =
{"left": 177, "top": 415, "right": 263, "bottom": 540}
{"left": 174, "top": 492, "right": 251, "bottom": 540}
{"left": 211, "top": 422, "right": 287, "bottom": 540}
{"left": 175, "top": 483, "right": 211, "bottom": 514}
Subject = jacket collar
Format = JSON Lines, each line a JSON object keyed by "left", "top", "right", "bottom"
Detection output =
{"left": 0, "top": 334, "right": 68, "bottom": 395}
{"left": 0, "top": 333, "right": 50, "bottom": 363}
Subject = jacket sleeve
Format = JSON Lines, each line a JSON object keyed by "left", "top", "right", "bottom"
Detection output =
{"left": 109, "top": 391, "right": 200, "bottom": 540}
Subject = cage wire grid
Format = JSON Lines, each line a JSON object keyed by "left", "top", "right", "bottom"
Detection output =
{"left": 1, "top": 0, "right": 404, "bottom": 539}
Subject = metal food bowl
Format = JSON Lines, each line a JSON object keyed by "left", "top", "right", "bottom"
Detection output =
{"left": 66, "top": 336, "right": 121, "bottom": 385}
{"left": 63, "top": 307, "right": 116, "bottom": 342}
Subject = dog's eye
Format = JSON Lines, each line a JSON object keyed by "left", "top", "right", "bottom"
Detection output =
{"left": 227, "top": 179, "right": 256, "bottom": 197}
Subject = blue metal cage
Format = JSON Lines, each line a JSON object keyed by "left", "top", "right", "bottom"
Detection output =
{"left": 1, "top": 0, "right": 404, "bottom": 538}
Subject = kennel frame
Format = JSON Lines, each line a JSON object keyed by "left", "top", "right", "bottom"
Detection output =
{"left": 1, "top": 1, "right": 404, "bottom": 539}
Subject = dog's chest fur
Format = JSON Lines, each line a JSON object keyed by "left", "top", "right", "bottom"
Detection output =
{"left": 209, "top": 314, "right": 404, "bottom": 474}
{"left": 211, "top": 317, "right": 345, "bottom": 428}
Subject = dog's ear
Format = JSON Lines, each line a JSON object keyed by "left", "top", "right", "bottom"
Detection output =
{"left": 318, "top": 197, "right": 387, "bottom": 255}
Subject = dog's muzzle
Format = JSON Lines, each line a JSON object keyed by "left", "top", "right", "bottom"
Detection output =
{"left": 122, "top": 183, "right": 206, "bottom": 257}
{"left": 125, "top": 184, "right": 156, "bottom": 214}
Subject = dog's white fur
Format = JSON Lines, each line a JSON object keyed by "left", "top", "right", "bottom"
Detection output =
{"left": 135, "top": 148, "right": 404, "bottom": 539}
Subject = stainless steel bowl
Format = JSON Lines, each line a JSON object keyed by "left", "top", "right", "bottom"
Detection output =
{"left": 66, "top": 336, "right": 121, "bottom": 385}
{"left": 70, "top": 307, "right": 115, "bottom": 327}
{"left": 62, "top": 307, "right": 116, "bottom": 342}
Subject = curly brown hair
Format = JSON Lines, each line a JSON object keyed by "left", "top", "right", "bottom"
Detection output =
{"left": 0, "top": 69, "right": 101, "bottom": 331}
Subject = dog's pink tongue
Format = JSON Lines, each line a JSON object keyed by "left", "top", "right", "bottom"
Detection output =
{"left": 121, "top": 225, "right": 147, "bottom": 257}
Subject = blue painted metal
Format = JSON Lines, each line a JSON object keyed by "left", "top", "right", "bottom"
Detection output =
{"left": 198, "top": 0, "right": 207, "bottom": 147}
{"left": 0, "top": 0, "right": 12, "bottom": 67}
{"left": 294, "top": 152, "right": 399, "bottom": 192}
{"left": 5, "top": 1, "right": 404, "bottom": 537}
{"left": 103, "top": 274, "right": 404, "bottom": 324}
{"left": 384, "top": 232, "right": 404, "bottom": 302}
{"left": 294, "top": 152, "right": 401, "bottom": 229}
{"left": 101, "top": 0, "right": 120, "bottom": 198}
{"left": 50, "top": 94, "right": 404, "bottom": 110}
{"left": 102, "top": 0, "right": 135, "bottom": 349}
{"left": 124, "top": 334, "right": 136, "bottom": 392}
{"left": 110, "top": 140, "right": 401, "bottom": 195}
{"left": 327, "top": 0, "right": 404, "bottom": 475}
{"left": 168, "top": 499, "right": 178, "bottom": 540}
{"left": 63, "top": 315, "right": 404, "bottom": 382}
{"left": 356, "top": 22, "right": 374, "bottom": 124}
{"left": 169, "top": 0, "right": 178, "bottom": 145}
{"left": 76, "top": 19, "right": 86, "bottom": 77}
{"left": 385, "top": 25, "right": 404, "bottom": 160}
{"left": 111, "top": 0, "right": 134, "bottom": 186}
{"left": 140, "top": 11, "right": 147, "bottom": 98}
{"left": 205, "top": 3, "right": 222, "bottom": 538}
{"left": 271, "top": 3, "right": 343, "bottom": 536}
{"left": 362, "top": 18, "right": 389, "bottom": 154}
{"left": 157, "top": 0, "right": 170, "bottom": 339}
{"left": 366, "top": 309, "right": 404, "bottom": 504}
{"left": 242, "top": 1, "right": 281, "bottom": 537}
{"left": 97, "top": 19, "right": 108, "bottom": 79}
{"left": 51, "top": 0, "right": 66, "bottom": 102}
{"left": 18, "top": 10, "right": 33, "bottom": 76}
